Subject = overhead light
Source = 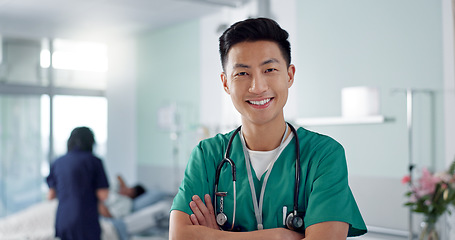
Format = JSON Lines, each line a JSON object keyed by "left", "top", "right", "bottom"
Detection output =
{"left": 40, "top": 39, "right": 108, "bottom": 72}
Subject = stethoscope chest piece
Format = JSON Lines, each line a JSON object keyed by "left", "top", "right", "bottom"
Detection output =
{"left": 216, "top": 212, "right": 228, "bottom": 226}
{"left": 285, "top": 211, "right": 304, "bottom": 231}
{"left": 215, "top": 191, "right": 228, "bottom": 226}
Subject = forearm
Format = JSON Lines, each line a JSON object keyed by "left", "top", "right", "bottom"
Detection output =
{"left": 170, "top": 210, "right": 302, "bottom": 240}
{"left": 172, "top": 222, "right": 347, "bottom": 240}
{"left": 170, "top": 210, "right": 225, "bottom": 240}
{"left": 302, "top": 221, "right": 349, "bottom": 240}
{"left": 182, "top": 194, "right": 347, "bottom": 240}
{"left": 171, "top": 224, "right": 295, "bottom": 240}
{"left": 171, "top": 221, "right": 348, "bottom": 240}
{"left": 170, "top": 224, "right": 231, "bottom": 240}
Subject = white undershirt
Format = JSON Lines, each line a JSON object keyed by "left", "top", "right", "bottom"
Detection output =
{"left": 247, "top": 134, "right": 293, "bottom": 179}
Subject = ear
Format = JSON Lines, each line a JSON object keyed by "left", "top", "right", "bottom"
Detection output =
{"left": 287, "top": 64, "right": 296, "bottom": 88}
{"left": 221, "top": 72, "right": 230, "bottom": 94}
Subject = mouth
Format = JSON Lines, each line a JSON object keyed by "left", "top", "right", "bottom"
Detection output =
{"left": 247, "top": 98, "right": 272, "bottom": 106}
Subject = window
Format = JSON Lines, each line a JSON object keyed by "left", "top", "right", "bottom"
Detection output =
{"left": 52, "top": 95, "right": 107, "bottom": 158}
{"left": 0, "top": 36, "right": 108, "bottom": 217}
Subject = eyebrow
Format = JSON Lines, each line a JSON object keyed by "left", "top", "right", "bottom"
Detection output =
{"left": 233, "top": 63, "right": 250, "bottom": 69}
{"left": 232, "top": 58, "right": 280, "bottom": 69}
{"left": 262, "top": 58, "right": 280, "bottom": 65}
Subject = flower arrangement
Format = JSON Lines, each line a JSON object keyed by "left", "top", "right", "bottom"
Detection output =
{"left": 402, "top": 161, "right": 455, "bottom": 239}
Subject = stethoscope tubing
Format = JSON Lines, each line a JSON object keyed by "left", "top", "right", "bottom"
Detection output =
{"left": 215, "top": 123, "right": 300, "bottom": 230}
{"left": 214, "top": 157, "right": 237, "bottom": 231}
{"left": 288, "top": 123, "right": 301, "bottom": 216}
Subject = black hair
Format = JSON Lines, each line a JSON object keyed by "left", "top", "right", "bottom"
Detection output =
{"left": 132, "top": 184, "right": 146, "bottom": 199}
{"left": 219, "top": 17, "right": 291, "bottom": 70}
{"left": 67, "top": 126, "right": 95, "bottom": 152}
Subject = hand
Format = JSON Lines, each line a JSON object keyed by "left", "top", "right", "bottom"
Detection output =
{"left": 47, "top": 188, "right": 56, "bottom": 200}
{"left": 117, "top": 175, "right": 127, "bottom": 190}
{"left": 117, "top": 175, "right": 133, "bottom": 197}
{"left": 98, "top": 202, "right": 113, "bottom": 218}
{"left": 189, "top": 194, "right": 219, "bottom": 229}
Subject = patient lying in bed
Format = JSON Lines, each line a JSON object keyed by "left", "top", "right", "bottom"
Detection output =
{"left": 99, "top": 175, "right": 147, "bottom": 219}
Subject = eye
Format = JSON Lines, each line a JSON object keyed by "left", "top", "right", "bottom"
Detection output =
{"left": 236, "top": 72, "right": 248, "bottom": 76}
{"left": 265, "top": 68, "right": 277, "bottom": 73}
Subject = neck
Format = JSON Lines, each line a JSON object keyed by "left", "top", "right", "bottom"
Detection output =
{"left": 241, "top": 117, "right": 289, "bottom": 151}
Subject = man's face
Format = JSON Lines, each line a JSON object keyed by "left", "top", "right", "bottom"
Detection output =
{"left": 221, "top": 40, "right": 295, "bottom": 127}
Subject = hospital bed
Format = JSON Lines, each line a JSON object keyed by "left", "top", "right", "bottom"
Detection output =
{"left": 0, "top": 192, "right": 172, "bottom": 240}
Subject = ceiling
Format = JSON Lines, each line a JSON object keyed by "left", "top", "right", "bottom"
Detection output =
{"left": 0, "top": 0, "right": 248, "bottom": 41}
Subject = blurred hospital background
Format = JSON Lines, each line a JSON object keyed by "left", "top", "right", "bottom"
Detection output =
{"left": 0, "top": 0, "right": 455, "bottom": 239}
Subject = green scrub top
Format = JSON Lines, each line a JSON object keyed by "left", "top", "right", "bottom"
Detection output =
{"left": 171, "top": 127, "right": 367, "bottom": 237}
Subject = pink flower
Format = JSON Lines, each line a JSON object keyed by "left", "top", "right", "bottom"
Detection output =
{"left": 435, "top": 172, "right": 452, "bottom": 182}
{"left": 415, "top": 168, "right": 440, "bottom": 197}
{"left": 402, "top": 175, "right": 411, "bottom": 184}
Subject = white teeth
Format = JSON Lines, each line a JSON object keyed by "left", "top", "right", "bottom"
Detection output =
{"left": 249, "top": 98, "right": 271, "bottom": 106}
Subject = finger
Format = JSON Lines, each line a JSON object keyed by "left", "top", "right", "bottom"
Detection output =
{"left": 204, "top": 194, "right": 218, "bottom": 229}
{"left": 204, "top": 194, "right": 215, "bottom": 215}
{"left": 190, "top": 214, "right": 200, "bottom": 225}
{"left": 189, "top": 200, "right": 207, "bottom": 226}
{"left": 193, "top": 195, "right": 212, "bottom": 219}
{"left": 192, "top": 195, "right": 209, "bottom": 226}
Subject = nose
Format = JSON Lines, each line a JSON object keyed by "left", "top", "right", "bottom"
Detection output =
{"left": 249, "top": 73, "right": 268, "bottom": 94}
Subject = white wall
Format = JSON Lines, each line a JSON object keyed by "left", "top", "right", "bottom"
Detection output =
{"left": 106, "top": 37, "right": 138, "bottom": 184}
{"left": 442, "top": 0, "right": 455, "bottom": 239}
{"left": 443, "top": 0, "right": 455, "bottom": 170}
{"left": 199, "top": 11, "right": 231, "bottom": 131}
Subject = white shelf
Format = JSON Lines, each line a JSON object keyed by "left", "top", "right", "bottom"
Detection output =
{"left": 295, "top": 115, "right": 393, "bottom": 127}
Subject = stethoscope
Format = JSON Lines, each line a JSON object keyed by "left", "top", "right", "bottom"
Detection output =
{"left": 214, "top": 122, "right": 304, "bottom": 232}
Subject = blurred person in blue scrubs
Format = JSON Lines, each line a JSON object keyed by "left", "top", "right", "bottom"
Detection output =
{"left": 47, "top": 126, "right": 109, "bottom": 240}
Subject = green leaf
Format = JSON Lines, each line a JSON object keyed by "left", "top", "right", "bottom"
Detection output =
{"left": 449, "top": 159, "right": 455, "bottom": 175}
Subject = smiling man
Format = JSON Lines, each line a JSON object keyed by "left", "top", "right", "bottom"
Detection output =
{"left": 169, "top": 18, "right": 367, "bottom": 240}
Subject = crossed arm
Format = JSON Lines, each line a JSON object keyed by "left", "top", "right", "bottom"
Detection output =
{"left": 169, "top": 194, "right": 349, "bottom": 240}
